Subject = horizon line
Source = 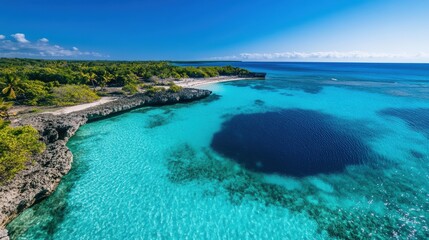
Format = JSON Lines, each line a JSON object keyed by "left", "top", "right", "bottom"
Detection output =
{"left": 1, "top": 57, "right": 429, "bottom": 64}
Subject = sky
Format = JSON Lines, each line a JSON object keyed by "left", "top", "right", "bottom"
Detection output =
{"left": 1, "top": 0, "right": 429, "bottom": 62}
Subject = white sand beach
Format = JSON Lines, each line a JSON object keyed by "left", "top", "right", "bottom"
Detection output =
{"left": 175, "top": 76, "right": 256, "bottom": 87}
{"left": 45, "top": 97, "right": 117, "bottom": 115}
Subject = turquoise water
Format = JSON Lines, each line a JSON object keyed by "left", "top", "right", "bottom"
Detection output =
{"left": 8, "top": 63, "right": 429, "bottom": 239}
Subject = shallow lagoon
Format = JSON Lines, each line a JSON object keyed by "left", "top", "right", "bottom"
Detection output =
{"left": 8, "top": 63, "right": 429, "bottom": 239}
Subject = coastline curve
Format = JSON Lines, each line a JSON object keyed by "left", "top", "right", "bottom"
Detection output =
{"left": 0, "top": 88, "right": 211, "bottom": 239}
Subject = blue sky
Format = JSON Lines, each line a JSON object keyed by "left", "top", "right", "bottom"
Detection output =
{"left": 1, "top": 0, "right": 428, "bottom": 62}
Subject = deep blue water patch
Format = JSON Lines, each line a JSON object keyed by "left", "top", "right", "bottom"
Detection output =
{"left": 211, "top": 109, "right": 373, "bottom": 177}
{"left": 380, "top": 108, "right": 429, "bottom": 138}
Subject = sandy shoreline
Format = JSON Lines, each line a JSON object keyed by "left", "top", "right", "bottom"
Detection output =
{"left": 39, "top": 77, "right": 253, "bottom": 116}
{"left": 8, "top": 76, "right": 262, "bottom": 120}
{"left": 35, "top": 77, "right": 259, "bottom": 116}
{"left": 175, "top": 76, "right": 259, "bottom": 87}
{"left": 7, "top": 76, "right": 260, "bottom": 119}
{"left": 44, "top": 97, "right": 117, "bottom": 115}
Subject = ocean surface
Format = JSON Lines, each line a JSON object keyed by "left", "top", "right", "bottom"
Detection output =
{"left": 7, "top": 62, "right": 429, "bottom": 239}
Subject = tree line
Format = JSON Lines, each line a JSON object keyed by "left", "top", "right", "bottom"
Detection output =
{"left": 0, "top": 58, "right": 250, "bottom": 106}
{"left": 0, "top": 58, "right": 251, "bottom": 183}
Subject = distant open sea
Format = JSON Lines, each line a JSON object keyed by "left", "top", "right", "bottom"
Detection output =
{"left": 8, "top": 62, "right": 429, "bottom": 239}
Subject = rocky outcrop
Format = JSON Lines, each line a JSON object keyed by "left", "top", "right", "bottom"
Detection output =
{"left": 238, "top": 72, "right": 266, "bottom": 79}
{"left": 0, "top": 88, "right": 211, "bottom": 235}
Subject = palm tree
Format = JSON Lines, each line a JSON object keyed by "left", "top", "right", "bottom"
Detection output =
{"left": 100, "top": 72, "right": 113, "bottom": 91}
{"left": 1, "top": 75, "right": 22, "bottom": 99}
{"left": 0, "top": 97, "right": 12, "bottom": 120}
{"left": 80, "top": 71, "right": 89, "bottom": 83}
{"left": 81, "top": 72, "right": 98, "bottom": 90}
{"left": 88, "top": 72, "right": 98, "bottom": 90}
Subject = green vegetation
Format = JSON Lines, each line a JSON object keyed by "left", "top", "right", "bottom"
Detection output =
{"left": 122, "top": 84, "right": 139, "bottom": 95}
{"left": 0, "top": 89, "right": 45, "bottom": 184}
{"left": 168, "top": 83, "right": 183, "bottom": 93}
{"left": 0, "top": 58, "right": 250, "bottom": 107}
{"left": 0, "top": 59, "right": 251, "bottom": 183}
{"left": 145, "top": 86, "right": 166, "bottom": 95}
{"left": 0, "top": 119, "right": 45, "bottom": 183}
{"left": 50, "top": 85, "right": 100, "bottom": 106}
{"left": 0, "top": 80, "right": 45, "bottom": 183}
{"left": 1, "top": 74, "right": 22, "bottom": 99}
{"left": 0, "top": 98, "right": 12, "bottom": 119}
{"left": 18, "top": 80, "right": 52, "bottom": 105}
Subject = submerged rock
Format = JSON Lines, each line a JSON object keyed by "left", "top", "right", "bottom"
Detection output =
{"left": 0, "top": 88, "right": 211, "bottom": 234}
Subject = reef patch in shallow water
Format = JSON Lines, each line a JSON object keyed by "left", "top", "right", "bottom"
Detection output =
{"left": 410, "top": 150, "right": 425, "bottom": 159}
{"left": 211, "top": 109, "right": 374, "bottom": 177}
{"left": 201, "top": 93, "right": 221, "bottom": 105}
{"left": 166, "top": 144, "right": 429, "bottom": 239}
{"left": 254, "top": 99, "right": 265, "bottom": 106}
{"left": 380, "top": 108, "right": 429, "bottom": 138}
{"left": 6, "top": 151, "right": 88, "bottom": 239}
{"left": 146, "top": 109, "right": 175, "bottom": 128}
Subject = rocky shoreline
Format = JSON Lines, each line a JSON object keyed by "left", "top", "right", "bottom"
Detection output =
{"left": 0, "top": 88, "right": 211, "bottom": 239}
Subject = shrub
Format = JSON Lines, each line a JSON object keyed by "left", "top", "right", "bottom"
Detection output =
{"left": 0, "top": 99, "right": 12, "bottom": 119}
{"left": 29, "top": 108, "right": 41, "bottom": 113}
{"left": 122, "top": 84, "right": 139, "bottom": 94}
{"left": 168, "top": 83, "right": 183, "bottom": 93}
{"left": 50, "top": 84, "right": 100, "bottom": 106}
{"left": 145, "top": 86, "right": 165, "bottom": 95}
{"left": 18, "top": 80, "right": 52, "bottom": 106}
{"left": 0, "top": 120, "right": 45, "bottom": 183}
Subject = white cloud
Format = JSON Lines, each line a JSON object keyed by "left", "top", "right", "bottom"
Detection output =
{"left": 0, "top": 33, "right": 106, "bottom": 59}
{"left": 11, "top": 33, "right": 30, "bottom": 43}
{"left": 0, "top": 35, "right": 5, "bottom": 40}
{"left": 38, "top": 38, "right": 49, "bottom": 43}
{"left": 211, "top": 51, "right": 429, "bottom": 62}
